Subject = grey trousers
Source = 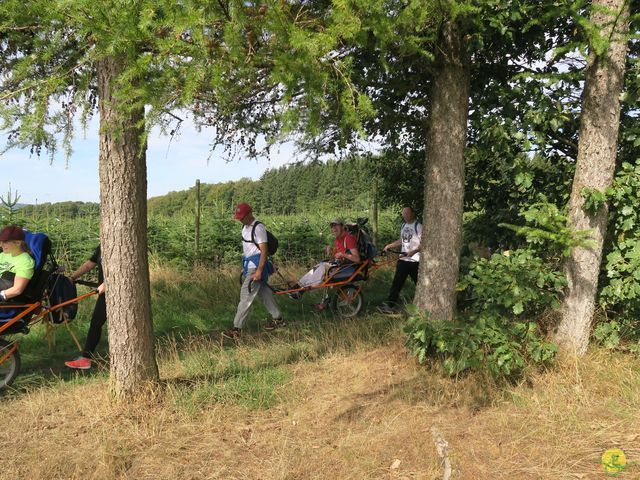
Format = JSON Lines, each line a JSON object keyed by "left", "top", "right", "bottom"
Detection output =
{"left": 233, "top": 268, "right": 281, "bottom": 329}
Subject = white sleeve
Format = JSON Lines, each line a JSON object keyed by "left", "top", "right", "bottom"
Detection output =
{"left": 417, "top": 222, "right": 423, "bottom": 239}
{"left": 253, "top": 223, "right": 268, "bottom": 245}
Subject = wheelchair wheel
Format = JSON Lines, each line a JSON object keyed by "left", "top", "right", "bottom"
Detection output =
{"left": 332, "top": 284, "right": 363, "bottom": 318}
{"left": 0, "top": 339, "right": 20, "bottom": 389}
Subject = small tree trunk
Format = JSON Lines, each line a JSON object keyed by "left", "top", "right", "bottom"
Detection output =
{"left": 555, "top": 0, "right": 630, "bottom": 355}
{"left": 371, "top": 179, "right": 379, "bottom": 244}
{"left": 414, "top": 20, "right": 470, "bottom": 320}
{"left": 98, "top": 55, "right": 159, "bottom": 398}
{"left": 195, "top": 178, "right": 201, "bottom": 259}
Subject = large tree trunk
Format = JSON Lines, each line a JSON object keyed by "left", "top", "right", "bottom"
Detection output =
{"left": 97, "top": 55, "right": 159, "bottom": 398}
{"left": 555, "top": 0, "right": 630, "bottom": 355}
{"left": 414, "top": 20, "right": 470, "bottom": 320}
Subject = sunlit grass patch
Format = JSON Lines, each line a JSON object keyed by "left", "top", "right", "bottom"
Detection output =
{"left": 170, "top": 366, "right": 292, "bottom": 413}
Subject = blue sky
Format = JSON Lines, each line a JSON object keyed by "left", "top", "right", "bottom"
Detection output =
{"left": 1, "top": 116, "right": 297, "bottom": 204}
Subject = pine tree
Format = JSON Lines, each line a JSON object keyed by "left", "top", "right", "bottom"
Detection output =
{"left": 0, "top": 0, "right": 247, "bottom": 398}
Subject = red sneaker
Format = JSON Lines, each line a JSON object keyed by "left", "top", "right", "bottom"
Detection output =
{"left": 64, "top": 357, "right": 92, "bottom": 370}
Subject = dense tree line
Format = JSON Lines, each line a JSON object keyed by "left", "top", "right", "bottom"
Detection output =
{"left": 19, "top": 201, "right": 100, "bottom": 219}
{"left": 147, "top": 156, "right": 380, "bottom": 217}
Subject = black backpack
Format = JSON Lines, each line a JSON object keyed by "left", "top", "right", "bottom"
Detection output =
{"left": 243, "top": 221, "right": 279, "bottom": 256}
{"left": 346, "top": 218, "right": 378, "bottom": 260}
{"left": 47, "top": 274, "right": 78, "bottom": 323}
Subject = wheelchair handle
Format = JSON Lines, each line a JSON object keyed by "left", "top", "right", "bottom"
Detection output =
{"left": 75, "top": 279, "right": 100, "bottom": 289}
{"left": 380, "top": 249, "right": 404, "bottom": 257}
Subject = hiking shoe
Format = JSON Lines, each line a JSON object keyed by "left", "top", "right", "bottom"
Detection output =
{"left": 377, "top": 303, "right": 396, "bottom": 314}
{"left": 64, "top": 356, "right": 92, "bottom": 370}
{"left": 264, "top": 318, "right": 287, "bottom": 331}
{"left": 222, "top": 327, "right": 241, "bottom": 340}
{"left": 313, "top": 302, "right": 328, "bottom": 312}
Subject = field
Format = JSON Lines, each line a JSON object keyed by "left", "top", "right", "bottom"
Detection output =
{"left": 1, "top": 264, "right": 639, "bottom": 479}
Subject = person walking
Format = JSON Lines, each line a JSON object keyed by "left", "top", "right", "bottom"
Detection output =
{"left": 64, "top": 245, "right": 106, "bottom": 369}
{"left": 378, "top": 207, "right": 422, "bottom": 313}
{"left": 223, "top": 203, "right": 284, "bottom": 339}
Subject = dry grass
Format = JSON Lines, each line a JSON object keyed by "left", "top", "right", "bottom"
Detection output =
{"left": 2, "top": 335, "right": 640, "bottom": 480}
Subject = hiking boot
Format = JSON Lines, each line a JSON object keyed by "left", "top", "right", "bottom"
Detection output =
{"left": 264, "top": 318, "right": 286, "bottom": 331}
{"left": 222, "top": 327, "right": 241, "bottom": 340}
{"left": 377, "top": 302, "right": 396, "bottom": 314}
{"left": 313, "top": 302, "right": 328, "bottom": 312}
{"left": 64, "top": 356, "right": 92, "bottom": 370}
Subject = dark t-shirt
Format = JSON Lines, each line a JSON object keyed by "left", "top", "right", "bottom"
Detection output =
{"left": 89, "top": 245, "right": 104, "bottom": 284}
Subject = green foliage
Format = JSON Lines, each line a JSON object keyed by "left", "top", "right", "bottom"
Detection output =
{"left": 580, "top": 187, "right": 608, "bottom": 215}
{"left": 458, "top": 249, "right": 566, "bottom": 317}
{"left": 1, "top": 208, "right": 99, "bottom": 269}
{"left": 405, "top": 310, "right": 557, "bottom": 380}
{"left": 599, "top": 161, "right": 640, "bottom": 316}
{"left": 3, "top": 185, "right": 400, "bottom": 272}
{"left": 146, "top": 156, "right": 382, "bottom": 218}
{"left": 409, "top": 198, "right": 575, "bottom": 380}
{"left": 173, "top": 367, "right": 291, "bottom": 411}
{"left": 593, "top": 316, "right": 640, "bottom": 351}
{"left": 0, "top": 184, "right": 21, "bottom": 223}
{"left": 500, "top": 201, "right": 593, "bottom": 257}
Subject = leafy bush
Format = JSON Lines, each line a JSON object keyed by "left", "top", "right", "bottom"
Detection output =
{"left": 406, "top": 201, "right": 577, "bottom": 381}
{"left": 500, "top": 200, "right": 593, "bottom": 257}
{"left": 458, "top": 249, "right": 566, "bottom": 316}
{"left": 405, "top": 310, "right": 557, "bottom": 380}
{"left": 599, "top": 161, "right": 640, "bottom": 317}
{"left": 410, "top": 246, "right": 564, "bottom": 380}
{"left": 593, "top": 316, "right": 640, "bottom": 352}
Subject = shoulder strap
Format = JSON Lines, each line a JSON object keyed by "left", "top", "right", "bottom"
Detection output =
{"left": 251, "top": 221, "right": 262, "bottom": 247}
{"left": 241, "top": 221, "right": 261, "bottom": 247}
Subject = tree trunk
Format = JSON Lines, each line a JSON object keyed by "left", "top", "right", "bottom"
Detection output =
{"left": 414, "top": 20, "right": 470, "bottom": 320}
{"left": 97, "top": 55, "right": 159, "bottom": 398}
{"left": 195, "top": 178, "right": 201, "bottom": 259}
{"left": 555, "top": 0, "right": 630, "bottom": 355}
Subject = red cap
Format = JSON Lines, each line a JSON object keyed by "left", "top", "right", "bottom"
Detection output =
{"left": 0, "top": 225, "right": 25, "bottom": 242}
{"left": 233, "top": 203, "right": 252, "bottom": 220}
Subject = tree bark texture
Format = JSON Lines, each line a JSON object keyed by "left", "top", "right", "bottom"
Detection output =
{"left": 414, "top": 20, "right": 470, "bottom": 320}
{"left": 98, "top": 55, "right": 159, "bottom": 398}
{"left": 555, "top": 0, "right": 630, "bottom": 355}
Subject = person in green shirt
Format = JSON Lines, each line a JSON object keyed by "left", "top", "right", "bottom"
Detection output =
{"left": 0, "top": 225, "right": 35, "bottom": 301}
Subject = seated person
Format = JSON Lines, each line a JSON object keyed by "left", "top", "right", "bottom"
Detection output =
{"left": 293, "top": 219, "right": 361, "bottom": 293}
{"left": 0, "top": 225, "right": 35, "bottom": 302}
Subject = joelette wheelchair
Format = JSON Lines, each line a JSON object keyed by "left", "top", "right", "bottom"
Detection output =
{"left": 249, "top": 219, "right": 399, "bottom": 318}
{"left": 0, "top": 232, "right": 97, "bottom": 389}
